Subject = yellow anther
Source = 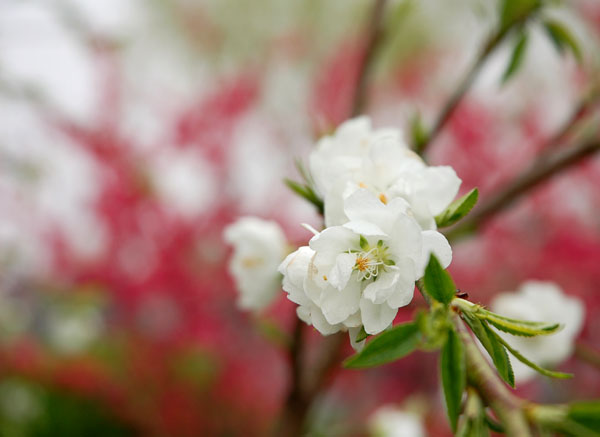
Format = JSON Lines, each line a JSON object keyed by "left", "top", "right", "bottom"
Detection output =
{"left": 355, "top": 256, "right": 369, "bottom": 272}
{"left": 378, "top": 193, "right": 388, "bottom": 204}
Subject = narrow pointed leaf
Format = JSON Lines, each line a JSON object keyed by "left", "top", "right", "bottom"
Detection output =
{"left": 543, "top": 20, "right": 583, "bottom": 63}
{"left": 499, "top": 0, "right": 539, "bottom": 30}
{"left": 435, "top": 188, "right": 479, "bottom": 228}
{"left": 355, "top": 326, "right": 369, "bottom": 343}
{"left": 463, "top": 314, "right": 514, "bottom": 387}
{"left": 441, "top": 328, "right": 466, "bottom": 432}
{"left": 478, "top": 309, "right": 561, "bottom": 337}
{"left": 423, "top": 254, "right": 456, "bottom": 304}
{"left": 284, "top": 179, "right": 324, "bottom": 214}
{"left": 489, "top": 329, "right": 573, "bottom": 379}
{"left": 410, "top": 112, "right": 429, "bottom": 152}
{"left": 344, "top": 322, "right": 421, "bottom": 368}
{"left": 502, "top": 31, "right": 528, "bottom": 84}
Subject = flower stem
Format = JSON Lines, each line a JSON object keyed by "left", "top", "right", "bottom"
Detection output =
{"left": 452, "top": 314, "right": 532, "bottom": 437}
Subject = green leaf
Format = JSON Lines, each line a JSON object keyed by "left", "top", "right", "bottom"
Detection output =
{"left": 489, "top": 329, "right": 573, "bottom": 379}
{"left": 359, "top": 235, "right": 369, "bottom": 251}
{"left": 463, "top": 314, "right": 514, "bottom": 387}
{"left": 284, "top": 179, "right": 324, "bottom": 214}
{"left": 478, "top": 309, "right": 561, "bottom": 337}
{"left": 499, "top": 0, "right": 539, "bottom": 31}
{"left": 543, "top": 20, "right": 583, "bottom": 63}
{"left": 435, "top": 188, "right": 479, "bottom": 228}
{"left": 410, "top": 112, "right": 429, "bottom": 152}
{"left": 502, "top": 31, "right": 528, "bottom": 84}
{"left": 441, "top": 328, "right": 466, "bottom": 432}
{"left": 423, "top": 254, "right": 456, "bottom": 304}
{"left": 567, "top": 401, "right": 600, "bottom": 434}
{"left": 355, "top": 326, "right": 369, "bottom": 343}
{"left": 344, "top": 322, "right": 420, "bottom": 368}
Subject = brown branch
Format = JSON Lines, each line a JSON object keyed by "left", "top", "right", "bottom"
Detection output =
{"left": 575, "top": 340, "right": 600, "bottom": 371}
{"left": 446, "top": 138, "right": 600, "bottom": 240}
{"left": 351, "top": 0, "right": 388, "bottom": 117}
{"left": 416, "top": 9, "right": 541, "bottom": 155}
{"left": 542, "top": 83, "right": 600, "bottom": 154}
{"left": 275, "top": 318, "right": 308, "bottom": 437}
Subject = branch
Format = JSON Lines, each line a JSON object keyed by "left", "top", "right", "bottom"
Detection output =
{"left": 416, "top": 10, "right": 539, "bottom": 154}
{"left": 452, "top": 314, "right": 532, "bottom": 437}
{"left": 575, "top": 340, "right": 600, "bottom": 371}
{"left": 446, "top": 138, "right": 600, "bottom": 239}
{"left": 542, "top": 83, "right": 600, "bottom": 154}
{"left": 351, "top": 0, "right": 388, "bottom": 117}
{"left": 275, "top": 318, "right": 308, "bottom": 437}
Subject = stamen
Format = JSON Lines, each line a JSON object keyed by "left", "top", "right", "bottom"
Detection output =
{"left": 378, "top": 193, "right": 388, "bottom": 204}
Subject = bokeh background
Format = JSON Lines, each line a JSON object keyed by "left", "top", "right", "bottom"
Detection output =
{"left": 0, "top": 0, "right": 599, "bottom": 435}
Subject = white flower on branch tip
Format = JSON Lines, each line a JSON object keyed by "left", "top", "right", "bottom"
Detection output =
{"left": 223, "top": 217, "right": 288, "bottom": 311}
{"left": 279, "top": 189, "right": 452, "bottom": 341}
{"left": 309, "top": 116, "right": 461, "bottom": 229}
{"left": 490, "top": 281, "right": 585, "bottom": 383}
{"left": 368, "top": 405, "right": 425, "bottom": 437}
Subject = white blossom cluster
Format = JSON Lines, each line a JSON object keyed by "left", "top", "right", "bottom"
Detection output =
{"left": 280, "top": 117, "right": 460, "bottom": 344}
{"left": 224, "top": 117, "right": 462, "bottom": 345}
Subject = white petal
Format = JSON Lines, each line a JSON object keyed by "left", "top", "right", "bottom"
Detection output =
{"left": 309, "top": 304, "right": 342, "bottom": 335}
{"left": 388, "top": 214, "right": 422, "bottom": 262}
{"left": 363, "top": 268, "right": 400, "bottom": 304}
{"left": 387, "top": 282, "right": 416, "bottom": 309}
{"left": 421, "top": 167, "right": 462, "bottom": 215}
{"left": 386, "top": 258, "right": 417, "bottom": 308}
{"left": 343, "top": 311, "right": 362, "bottom": 328}
{"left": 321, "top": 280, "right": 362, "bottom": 325}
{"left": 343, "top": 189, "right": 388, "bottom": 223}
{"left": 309, "top": 226, "right": 355, "bottom": 258}
{"left": 328, "top": 252, "right": 357, "bottom": 291}
{"left": 360, "top": 299, "right": 397, "bottom": 335}
{"left": 343, "top": 220, "right": 387, "bottom": 237}
{"left": 417, "top": 231, "right": 452, "bottom": 278}
{"left": 324, "top": 181, "right": 350, "bottom": 227}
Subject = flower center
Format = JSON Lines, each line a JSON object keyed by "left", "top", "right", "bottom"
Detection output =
{"left": 351, "top": 237, "right": 395, "bottom": 281}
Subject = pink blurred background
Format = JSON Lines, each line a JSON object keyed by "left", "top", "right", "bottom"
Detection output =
{"left": 0, "top": 0, "right": 599, "bottom": 435}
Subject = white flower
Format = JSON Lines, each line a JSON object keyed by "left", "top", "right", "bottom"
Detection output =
{"left": 490, "top": 281, "right": 585, "bottom": 383}
{"left": 368, "top": 406, "right": 425, "bottom": 437}
{"left": 309, "top": 116, "right": 461, "bottom": 229}
{"left": 280, "top": 189, "right": 451, "bottom": 339}
{"left": 223, "top": 217, "right": 288, "bottom": 311}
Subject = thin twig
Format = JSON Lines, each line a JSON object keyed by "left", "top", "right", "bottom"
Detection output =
{"left": 542, "top": 83, "right": 600, "bottom": 154}
{"left": 574, "top": 340, "right": 600, "bottom": 371}
{"left": 416, "top": 9, "right": 540, "bottom": 154}
{"left": 351, "top": 0, "right": 388, "bottom": 117}
{"left": 446, "top": 138, "right": 600, "bottom": 240}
